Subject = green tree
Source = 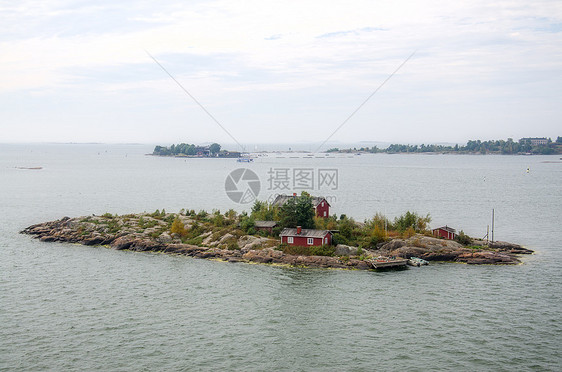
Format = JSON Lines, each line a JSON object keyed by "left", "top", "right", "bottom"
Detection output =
{"left": 209, "top": 143, "right": 221, "bottom": 155}
{"left": 279, "top": 193, "right": 315, "bottom": 229}
{"left": 279, "top": 197, "right": 298, "bottom": 228}
{"left": 251, "top": 200, "right": 279, "bottom": 221}
{"left": 338, "top": 216, "right": 355, "bottom": 239}
{"left": 393, "top": 211, "right": 431, "bottom": 233}
{"left": 294, "top": 194, "right": 315, "bottom": 229}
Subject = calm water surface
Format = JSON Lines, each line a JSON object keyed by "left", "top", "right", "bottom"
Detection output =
{"left": 1, "top": 144, "right": 561, "bottom": 371}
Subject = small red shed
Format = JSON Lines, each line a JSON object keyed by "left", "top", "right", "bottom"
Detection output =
{"left": 254, "top": 220, "right": 278, "bottom": 234}
{"left": 432, "top": 226, "right": 457, "bottom": 240}
{"left": 280, "top": 226, "right": 332, "bottom": 246}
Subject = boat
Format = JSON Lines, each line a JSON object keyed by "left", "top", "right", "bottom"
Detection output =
{"left": 236, "top": 157, "right": 254, "bottom": 163}
{"left": 407, "top": 257, "right": 429, "bottom": 267}
{"left": 369, "top": 256, "right": 408, "bottom": 269}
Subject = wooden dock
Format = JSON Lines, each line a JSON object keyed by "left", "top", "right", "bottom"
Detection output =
{"left": 369, "top": 257, "right": 409, "bottom": 269}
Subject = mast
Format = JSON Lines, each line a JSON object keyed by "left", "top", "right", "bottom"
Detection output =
{"left": 491, "top": 209, "right": 495, "bottom": 243}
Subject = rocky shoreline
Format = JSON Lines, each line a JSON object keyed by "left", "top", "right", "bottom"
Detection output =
{"left": 21, "top": 214, "right": 534, "bottom": 270}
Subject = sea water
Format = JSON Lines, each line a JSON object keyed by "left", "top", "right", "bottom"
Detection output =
{"left": 1, "top": 144, "right": 560, "bottom": 371}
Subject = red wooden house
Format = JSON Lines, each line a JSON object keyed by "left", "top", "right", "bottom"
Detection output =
{"left": 280, "top": 226, "right": 333, "bottom": 246}
{"left": 432, "top": 226, "right": 457, "bottom": 240}
{"left": 272, "top": 194, "right": 331, "bottom": 218}
{"left": 312, "top": 197, "right": 330, "bottom": 218}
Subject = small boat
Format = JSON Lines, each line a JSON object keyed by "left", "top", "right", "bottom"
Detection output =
{"left": 236, "top": 157, "right": 254, "bottom": 163}
{"left": 407, "top": 257, "right": 429, "bottom": 267}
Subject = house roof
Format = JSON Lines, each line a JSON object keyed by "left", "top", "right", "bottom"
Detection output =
{"left": 272, "top": 194, "right": 330, "bottom": 208}
{"left": 433, "top": 226, "right": 456, "bottom": 233}
{"left": 280, "top": 228, "right": 332, "bottom": 238}
{"left": 254, "top": 220, "right": 278, "bottom": 228}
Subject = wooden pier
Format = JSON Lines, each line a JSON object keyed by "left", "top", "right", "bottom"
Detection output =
{"left": 369, "top": 257, "right": 409, "bottom": 269}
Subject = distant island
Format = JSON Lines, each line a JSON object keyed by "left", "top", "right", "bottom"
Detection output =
{"left": 152, "top": 143, "right": 241, "bottom": 158}
{"left": 328, "top": 137, "right": 562, "bottom": 155}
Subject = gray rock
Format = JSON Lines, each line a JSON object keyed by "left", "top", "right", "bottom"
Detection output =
{"left": 335, "top": 244, "right": 359, "bottom": 256}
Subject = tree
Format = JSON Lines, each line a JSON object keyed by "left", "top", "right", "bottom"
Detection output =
{"left": 251, "top": 200, "right": 279, "bottom": 221}
{"left": 209, "top": 143, "right": 221, "bottom": 155}
{"left": 170, "top": 216, "right": 187, "bottom": 237}
{"left": 279, "top": 193, "right": 315, "bottom": 229}
{"left": 392, "top": 211, "right": 431, "bottom": 233}
{"left": 279, "top": 197, "right": 298, "bottom": 228}
{"left": 294, "top": 194, "right": 315, "bottom": 229}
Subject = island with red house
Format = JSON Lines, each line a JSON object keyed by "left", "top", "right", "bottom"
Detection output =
{"left": 21, "top": 192, "right": 534, "bottom": 269}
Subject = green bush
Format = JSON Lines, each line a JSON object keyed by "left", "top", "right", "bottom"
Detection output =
{"left": 279, "top": 244, "right": 335, "bottom": 256}
{"left": 185, "top": 236, "right": 203, "bottom": 245}
{"left": 332, "top": 233, "right": 348, "bottom": 246}
{"left": 309, "top": 245, "right": 336, "bottom": 257}
{"left": 455, "top": 230, "right": 472, "bottom": 245}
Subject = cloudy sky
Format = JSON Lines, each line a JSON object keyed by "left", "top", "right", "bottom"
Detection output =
{"left": 1, "top": 0, "right": 561, "bottom": 147}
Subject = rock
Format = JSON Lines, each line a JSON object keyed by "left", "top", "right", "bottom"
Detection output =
{"left": 201, "top": 232, "right": 214, "bottom": 246}
{"left": 489, "top": 241, "right": 533, "bottom": 254}
{"left": 195, "top": 251, "right": 216, "bottom": 259}
{"left": 389, "top": 246, "right": 428, "bottom": 259}
{"left": 380, "top": 239, "right": 405, "bottom": 251}
{"left": 456, "top": 251, "right": 520, "bottom": 265}
{"left": 405, "top": 235, "right": 463, "bottom": 250}
{"left": 335, "top": 244, "right": 358, "bottom": 256}
{"left": 83, "top": 234, "right": 106, "bottom": 245}
{"left": 348, "top": 259, "right": 372, "bottom": 270}
{"left": 489, "top": 241, "right": 520, "bottom": 250}
{"left": 111, "top": 236, "right": 134, "bottom": 250}
{"left": 158, "top": 232, "right": 173, "bottom": 243}
{"left": 218, "top": 233, "right": 234, "bottom": 243}
{"left": 421, "top": 250, "right": 464, "bottom": 261}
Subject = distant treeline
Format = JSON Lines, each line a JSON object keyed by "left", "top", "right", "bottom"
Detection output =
{"left": 153, "top": 143, "right": 240, "bottom": 157}
{"left": 328, "top": 137, "right": 562, "bottom": 155}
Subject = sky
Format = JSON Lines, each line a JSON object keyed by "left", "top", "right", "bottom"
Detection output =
{"left": 1, "top": 0, "right": 561, "bottom": 148}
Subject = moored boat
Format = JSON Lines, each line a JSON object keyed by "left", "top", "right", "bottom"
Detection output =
{"left": 408, "top": 257, "right": 429, "bottom": 267}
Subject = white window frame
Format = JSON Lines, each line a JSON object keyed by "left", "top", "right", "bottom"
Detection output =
{"left": 287, "top": 237, "right": 294, "bottom": 244}
{"left": 307, "top": 238, "right": 314, "bottom": 245}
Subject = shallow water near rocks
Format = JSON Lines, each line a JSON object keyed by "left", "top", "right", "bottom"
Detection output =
{"left": 1, "top": 144, "right": 561, "bottom": 371}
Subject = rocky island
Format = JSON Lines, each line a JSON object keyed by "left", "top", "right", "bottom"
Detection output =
{"left": 21, "top": 208, "right": 533, "bottom": 270}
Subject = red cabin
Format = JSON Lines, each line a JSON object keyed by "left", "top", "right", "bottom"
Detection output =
{"left": 312, "top": 197, "right": 330, "bottom": 218}
{"left": 280, "top": 226, "right": 332, "bottom": 246}
{"left": 254, "top": 220, "right": 278, "bottom": 234}
{"left": 432, "top": 226, "right": 457, "bottom": 240}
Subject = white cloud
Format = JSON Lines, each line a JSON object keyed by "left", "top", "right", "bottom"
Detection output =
{"left": 1, "top": 0, "right": 561, "bottom": 143}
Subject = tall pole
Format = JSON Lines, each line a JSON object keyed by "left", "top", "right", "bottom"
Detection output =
{"left": 491, "top": 209, "right": 495, "bottom": 243}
